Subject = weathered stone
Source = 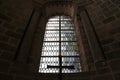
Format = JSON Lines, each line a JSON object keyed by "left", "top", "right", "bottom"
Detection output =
{"left": 110, "top": 27, "right": 120, "bottom": 34}
{"left": 3, "top": 23, "right": 16, "bottom": 30}
{"left": 106, "top": 49, "right": 120, "bottom": 60}
{"left": 8, "top": 38, "right": 19, "bottom": 46}
{"left": 116, "top": 12, "right": 120, "bottom": 18}
{"left": 111, "top": 42, "right": 120, "bottom": 49}
{"left": 0, "top": 27, "right": 6, "bottom": 33}
{"left": 0, "top": 35, "right": 9, "bottom": 42}
{"left": 0, "top": 0, "right": 120, "bottom": 80}
{"left": 6, "top": 30, "right": 22, "bottom": 39}
{"left": 0, "top": 13, "right": 12, "bottom": 22}
{"left": 101, "top": 38, "right": 114, "bottom": 45}
{"left": 110, "top": 59, "right": 120, "bottom": 72}
{"left": 102, "top": 45, "right": 111, "bottom": 52}
{"left": 114, "top": 73, "right": 120, "bottom": 80}
{"left": 0, "top": 73, "right": 13, "bottom": 80}
{"left": 14, "top": 76, "right": 36, "bottom": 80}
{"left": 103, "top": 16, "right": 116, "bottom": 24}
{"left": 0, "top": 51, "right": 14, "bottom": 61}
{"left": 93, "top": 74, "right": 113, "bottom": 80}
{"left": 0, "top": 42, "right": 16, "bottom": 52}
{"left": 96, "top": 67, "right": 111, "bottom": 75}
{"left": 0, "top": 60, "right": 10, "bottom": 73}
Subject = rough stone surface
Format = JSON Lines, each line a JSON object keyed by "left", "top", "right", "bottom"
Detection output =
{"left": 0, "top": 0, "right": 120, "bottom": 80}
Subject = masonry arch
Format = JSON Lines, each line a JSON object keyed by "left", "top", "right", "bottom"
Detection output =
{"left": 16, "top": 3, "right": 106, "bottom": 73}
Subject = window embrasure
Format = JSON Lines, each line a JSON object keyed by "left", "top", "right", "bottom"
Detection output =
{"left": 39, "top": 16, "right": 81, "bottom": 73}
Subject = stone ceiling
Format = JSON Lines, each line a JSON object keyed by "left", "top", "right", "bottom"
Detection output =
{"left": 32, "top": 0, "right": 93, "bottom": 7}
{"left": 32, "top": 0, "right": 93, "bottom": 18}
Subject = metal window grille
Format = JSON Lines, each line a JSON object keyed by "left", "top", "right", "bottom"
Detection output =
{"left": 39, "top": 16, "right": 81, "bottom": 73}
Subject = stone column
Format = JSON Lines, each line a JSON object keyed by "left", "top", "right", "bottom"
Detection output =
{"left": 16, "top": 9, "right": 41, "bottom": 63}
{"left": 27, "top": 15, "right": 47, "bottom": 72}
{"left": 80, "top": 10, "right": 106, "bottom": 68}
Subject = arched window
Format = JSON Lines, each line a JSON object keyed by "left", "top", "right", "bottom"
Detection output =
{"left": 39, "top": 16, "right": 81, "bottom": 73}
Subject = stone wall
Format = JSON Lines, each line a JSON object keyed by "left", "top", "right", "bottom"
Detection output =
{"left": 0, "top": 0, "right": 120, "bottom": 80}
{"left": 85, "top": 0, "right": 120, "bottom": 79}
{"left": 0, "top": 0, "right": 33, "bottom": 80}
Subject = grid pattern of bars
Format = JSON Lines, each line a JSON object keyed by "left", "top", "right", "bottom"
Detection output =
{"left": 39, "top": 16, "right": 81, "bottom": 73}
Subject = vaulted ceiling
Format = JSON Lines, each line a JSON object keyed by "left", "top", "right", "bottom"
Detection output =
{"left": 33, "top": 0, "right": 93, "bottom": 7}
{"left": 32, "top": 0, "right": 93, "bottom": 18}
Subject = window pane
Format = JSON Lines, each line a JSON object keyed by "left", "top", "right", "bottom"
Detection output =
{"left": 46, "top": 16, "right": 59, "bottom": 30}
{"left": 61, "top": 42, "right": 78, "bottom": 51}
{"left": 39, "top": 57, "right": 59, "bottom": 73}
{"left": 42, "top": 42, "right": 59, "bottom": 56}
{"left": 62, "top": 57, "right": 81, "bottom": 73}
{"left": 44, "top": 31, "right": 59, "bottom": 41}
{"left": 39, "top": 16, "right": 81, "bottom": 73}
{"left": 46, "top": 26, "right": 59, "bottom": 30}
{"left": 61, "top": 31, "right": 76, "bottom": 41}
{"left": 61, "top": 42, "right": 79, "bottom": 56}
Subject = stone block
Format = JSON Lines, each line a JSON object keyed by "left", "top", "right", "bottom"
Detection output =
{"left": 102, "top": 45, "right": 111, "bottom": 52}
{"left": 8, "top": 38, "right": 19, "bottom": 46}
{"left": 14, "top": 76, "right": 36, "bottom": 80}
{"left": 114, "top": 73, "right": 120, "bottom": 80}
{"left": 0, "top": 73, "right": 13, "bottom": 80}
{"left": 116, "top": 12, "right": 120, "bottom": 18}
{"left": 103, "top": 16, "right": 116, "bottom": 24}
{"left": 93, "top": 74, "right": 113, "bottom": 80}
{"left": 96, "top": 67, "right": 111, "bottom": 75}
{"left": 0, "top": 13, "right": 12, "bottom": 22}
{"left": 0, "top": 19, "right": 2, "bottom": 24}
{"left": 0, "top": 42, "right": 16, "bottom": 52}
{"left": 111, "top": 0, "right": 120, "bottom": 7}
{"left": 0, "top": 51, "right": 14, "bottom": 61}
{"left": 0, "top": 35, "right": 9, "bottom": 42}
{"left": 95, "top": 61, "right": 107, "bottom": 69}
{"left": 101, "top": 38, "right": 114, "bottom": 45}
{"left": 111, "top": 42, "right": 120, "bottom": 50}
{"left": 0, "top": 0, "right": 2, "bottom": 5}
{"left": 3, "top": 23, "right": 16, "bottom": 30}
{"left": 110, "top": 27, "right": 120, "bottom": 35}
{"left": 106, "top": 49, "right": 120, "bottom": 60}
{"left": 110, "top": 59, "right": 120, "bottom": 72}
{"left": 0, "top": 27, "right": 6, "bottom": 34}
{"left": 6, "top": 30, "right": 22, "bottom": 39}
{"left": 0, "top": 60, "right": 10, "bottom": 73}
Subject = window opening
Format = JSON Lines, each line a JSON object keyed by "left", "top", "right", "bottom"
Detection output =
{"left": 39, "top": 16, "right": 81, "bottom": 73}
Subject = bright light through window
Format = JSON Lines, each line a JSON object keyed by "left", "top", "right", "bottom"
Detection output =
{"left": 39, "top": 16, "right": 81, "bottom": 73}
